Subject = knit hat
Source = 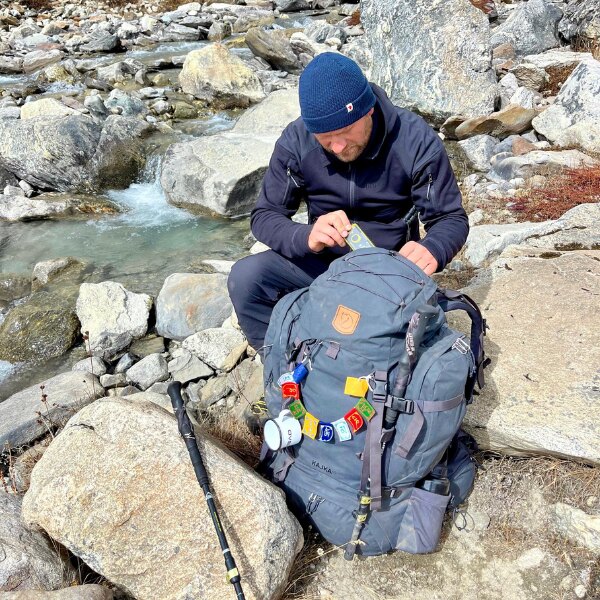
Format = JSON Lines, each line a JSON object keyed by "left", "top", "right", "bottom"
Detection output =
{"left": 299, "top": 53, "right": 376, "bottom": 134}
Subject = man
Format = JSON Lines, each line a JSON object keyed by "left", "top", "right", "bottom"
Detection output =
{"left": 228, "top": 52, "right": 468, "bottom": 352}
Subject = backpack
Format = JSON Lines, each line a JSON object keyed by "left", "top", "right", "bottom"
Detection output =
{"left": 261, "top": 248, "right": 487, "bottom": 556}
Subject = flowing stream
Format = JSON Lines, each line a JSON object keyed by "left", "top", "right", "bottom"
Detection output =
{"left": 0, "top": 117, "right": 251, "bottom": 399}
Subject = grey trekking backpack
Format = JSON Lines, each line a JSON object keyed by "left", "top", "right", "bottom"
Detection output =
{"left": 261, "top": 248, "right": 487, "bottom": 556}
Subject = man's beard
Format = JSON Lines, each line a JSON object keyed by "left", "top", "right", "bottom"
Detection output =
{"left": 333, "top": 142, "right": 369, "bottom": 162}
{"left": 331, "top": 117, "right": 373, "bottom": 163}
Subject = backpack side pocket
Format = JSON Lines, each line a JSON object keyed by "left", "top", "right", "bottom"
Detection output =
{"left": 395, "top": 487, "right": 450, "bottom": 554}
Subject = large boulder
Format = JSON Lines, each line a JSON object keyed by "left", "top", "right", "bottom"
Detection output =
{"left": 179, "top": 43, "right": 265, "bottom": 108}
{"left": 0, "top": 195, "right": 70, "bottom": 221}
{"left": 0, "top": 115, "right": 100, "bottom": 192}
{"left": 0, "top": 586, "right": 114, "bottom": 599}
{"left": 161, "top": 132, "right": 273, "bottom": 216}
{"left": 360, "top": 0, "right": 497, "bottom": 125}
{"left": 463, "top": 203, "right": 600, "bottom": 267}
{"left": 21, "top": 397, "right": 303, "bottom": 600}
{"left": 22, "top": 49, "right": 63, "bottom": 73}
{"left": 489, "top": 148, "right": 599, "bottom": 182}
{"left": 0, "top": 193, "right": 120, "bottom": 222}
{"left": 79, "top": 30, "right": 120, "bottom": 53}
{"left": 155, "top": 273, "right": 233, "bottom": 340}
{"left": 273, "top": 0, "right": 310, "bottom": 11}
{"left": 0, "top": 371, "right": 104, "bottom": 449}
{"left": 0, "top": 492, "right": 76, "bottom": 592}
{"left": 245, "top": 27, "right": 301, "bottom": 74}
{"left": 234, "top": 88, "right": 301, "bottom": 135}
{"left": 460, "top": 249, "right": 600, "bottom": 465}
{"left": 489, "top": 0, "right": 563, "bottom": 55}
{"left": 558, "top": 0, "right": 600, "bottom": 44}
{"left": 161, "top": 88, "right": 300, "bottom": 216}
{"left": 20, "top": 98, "right": 78, "bottom": 120}
{"left": 182, "top": 327, "right": 247, "bottom": 372}
{"left": 532, "top": 59, "right": 600, "bottom": 154}
{"left": 76, "top": 282, "right": 153, "bottom": 358}
{"left": 89, "top": 115, "right": 153, "bottom": 191}
{"left": 0, "top": 115, "right": 152, "bottom": 193}
{"left": 0, "top": 291, "right": 79, "bottom": 362}
{"left": 454, "top": 105, "right": 540, "bottom": 140}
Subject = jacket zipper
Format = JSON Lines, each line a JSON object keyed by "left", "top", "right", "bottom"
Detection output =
{"left": 348, "top": 164, "right": 356, "bottom": 212}
{"left": 287, "top": 167, "right": 300, "bottom": 188}
{"left": 427, "top": 173, "right": 435, "bottom": 204}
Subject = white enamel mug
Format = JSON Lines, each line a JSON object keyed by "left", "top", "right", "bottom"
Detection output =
{"left": 263, "top": 410, "right": 302, "bottom": 451}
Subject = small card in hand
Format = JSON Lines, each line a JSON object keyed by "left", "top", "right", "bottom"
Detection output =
{"left": 346, "top": 223, "right": 374, "bottom": 250}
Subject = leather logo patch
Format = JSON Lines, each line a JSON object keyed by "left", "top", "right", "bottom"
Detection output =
{"left": 332, "top": 305, "right": 360, "bottom": 335}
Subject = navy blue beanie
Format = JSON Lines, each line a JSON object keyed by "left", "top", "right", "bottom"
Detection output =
{"left": 299, "top": 53, "right": 376, "bottom": 134}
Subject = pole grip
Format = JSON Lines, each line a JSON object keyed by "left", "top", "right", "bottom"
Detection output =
{"left": 383, "top": 305, "right": 438, "bottom": 431}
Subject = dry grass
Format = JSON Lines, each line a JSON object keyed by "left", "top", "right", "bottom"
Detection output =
{"left": 505, "top": 165, "right": 600, "bottom": 222}
{"left": 281, "top": 529, "right": 335, "bottom": 600}
{"left": 104, "top": 0, "right": 129, "bottom": 7}
{"left": 157, "top": 0, "right": 189, "bottom": 12}
{"left": 19, "top": 0, "right": 54, "bottom": 11}
{"left": 573, "top": 36, "right": 600, "bottom": 61}
{"left": 199, "top": 412, "right": 262, "bottom": 469}
{"left": 543, "top": 64, "right": 578, "bottom": 96}
{"left": 464, "top": 452, "right": 600, "bottom": 599}
{"left": 347, "top": 10, "right": 361, "bottom": 27}
{"left": 479, "top": 452, "right": 600, "bottom": 514}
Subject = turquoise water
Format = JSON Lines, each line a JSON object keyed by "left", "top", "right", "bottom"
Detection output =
{"left": 0, "top": 172, "right": 251, "bottom": 295}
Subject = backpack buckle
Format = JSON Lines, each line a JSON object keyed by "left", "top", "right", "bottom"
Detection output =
{"left": 452, "top": 337, "right": 470, "bottom": 355}
{"left": 385, "top": 396, "right": 414, "bottom": 414}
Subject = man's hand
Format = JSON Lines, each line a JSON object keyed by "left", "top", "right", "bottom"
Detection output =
{"left": 308, "top": 210, "right": 352, "bottom": 253}
{"left": 398, "top": 241, "right": 438, "bottom": 275}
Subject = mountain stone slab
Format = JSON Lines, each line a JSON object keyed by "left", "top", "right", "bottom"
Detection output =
{"left": 21, "top": 397, "right": 302, "bottom": 600}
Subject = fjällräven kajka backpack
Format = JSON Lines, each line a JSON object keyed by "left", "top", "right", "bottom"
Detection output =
{"left": 261, "top": 248, "right": 487, "bottom": 557}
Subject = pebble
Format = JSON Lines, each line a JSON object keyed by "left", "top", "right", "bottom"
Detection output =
{"left": 574, "top": 584, "right": 587, "bottom": 598}
{"left": 560, "top": 575, "right": 574, "bottom": 591}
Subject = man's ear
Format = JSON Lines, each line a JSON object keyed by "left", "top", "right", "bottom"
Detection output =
{"left": 368, "top": 108, "right": 375, "bottom": 117}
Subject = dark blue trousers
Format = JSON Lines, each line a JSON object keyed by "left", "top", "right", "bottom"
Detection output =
{"left": 228, "top": 250, "right": 334, "bottom": 351}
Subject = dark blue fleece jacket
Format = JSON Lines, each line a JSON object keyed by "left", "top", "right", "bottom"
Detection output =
{"left": 250, "top": 84, "right": 468, "bottom": 271}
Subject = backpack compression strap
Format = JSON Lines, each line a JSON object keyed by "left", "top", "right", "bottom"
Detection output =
{"left": 360, "top": 370, "right": 388, "bottom": 511}
{"left": 436, "top": 289, "right": 489, "bottom": 401}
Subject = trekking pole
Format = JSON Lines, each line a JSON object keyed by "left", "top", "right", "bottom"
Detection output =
{"left": 167, "top": 382, "right": 246, "bottom": 600}
{"left": 343, "top": 480, "right": 371, "bottom": 560}
{"left": 382, "top": 304, "right": 438, "bottom": 431}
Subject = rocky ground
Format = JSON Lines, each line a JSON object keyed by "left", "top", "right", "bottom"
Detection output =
{"left": 0, "top": 0, "right": 599, "bottom": 598}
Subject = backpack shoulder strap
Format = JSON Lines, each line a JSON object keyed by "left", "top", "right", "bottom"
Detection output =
{"left": 436, "top": 289, "right": 490, "bottom": 402}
